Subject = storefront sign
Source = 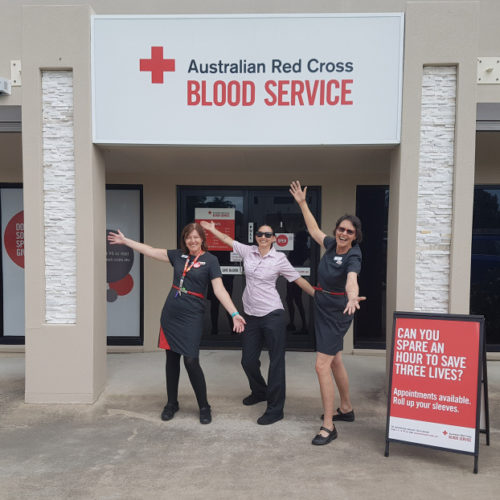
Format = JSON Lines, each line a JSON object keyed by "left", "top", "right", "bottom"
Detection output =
{"left": 195, "top": 207, "right": 235, "bottom": 251}
{"left": 386, "top": 312, "right": 485, "bottom": 461}
{"left": 221, "top": 266, "right": 243, "bottom": 275}
{"left": 92, "top": 14, "right": 404, "bottom": 145}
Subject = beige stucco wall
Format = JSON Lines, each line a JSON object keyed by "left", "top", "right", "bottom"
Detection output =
{"left": 21, "top": 5, "right": 107, "bottom": 402}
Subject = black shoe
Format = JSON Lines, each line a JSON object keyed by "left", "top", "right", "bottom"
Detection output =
{"left": 242, "top": 393, "right": 266, "bottom": 406}
{"left": 161, "top": 402, "right": 179, "bottom": 421}
{"left": 333, "top": 408, "right": 355, "bottom": 422}
{"left": 312, "top": 426, "right": 337, "bottom": 445}
{"left": 257, "top": 411, "right": 284, "bottom": 425}
{"left": 320, "top": 408, "right": 355, "bottom": 422}
{"left": 199, "top": 406, "right": 212, "bottom": 424}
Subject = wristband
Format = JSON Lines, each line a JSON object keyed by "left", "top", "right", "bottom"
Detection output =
{"left": 231, "top": 311, "right": 240, "bottom": 318}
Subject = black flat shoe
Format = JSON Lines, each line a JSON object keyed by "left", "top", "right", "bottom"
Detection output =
{"left": 257, "top": 411, "right": 283, "bottom": 425}
{"left": 320, "top": 408, "right": 355, "bottom": 422}
{"left": 333, "top": 408, "right": 355, "bottom": 422}
{"left": 199, "top": 406, "right": 212, "bottom": 424}
{"left": 161, "top": 402, "right": 179, "bottom": 421}
{"left": 242, "top": 394, "right": 266, "bottom": 406}
{"left": 312, "top": 426, "right": 337, "bottom": 445}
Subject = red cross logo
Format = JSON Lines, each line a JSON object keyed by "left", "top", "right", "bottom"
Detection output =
{"left": 140, "top": 47, "right": 175, "bottom": 84}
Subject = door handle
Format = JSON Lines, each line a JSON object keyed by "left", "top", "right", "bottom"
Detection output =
{"left": 248, "top": 222, "right": 254, "bottom": 243}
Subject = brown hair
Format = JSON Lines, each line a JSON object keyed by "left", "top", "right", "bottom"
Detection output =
{"left": 180, "top": 222, "right": 208, "bottom": 254}
{"left": 334, "top": 214, "right": 363, "bottom": 245}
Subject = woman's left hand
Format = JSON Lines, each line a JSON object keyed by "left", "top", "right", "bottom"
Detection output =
{"left": 232, "top": 314, "right": 246, "bottom": 333}
{"left": 343, "top": 296, "right": 366, "bottom": 315}
{"left": 200, "top": 220, "right": 215, "bottom": 232}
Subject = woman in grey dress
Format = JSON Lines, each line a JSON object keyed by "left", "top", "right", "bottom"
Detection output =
{"left": 290, "top": 180, "right": 365, "bottom": 445}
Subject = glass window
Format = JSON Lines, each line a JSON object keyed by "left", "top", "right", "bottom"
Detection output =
{"left": 471, "top": 186, "right": 500, "bottom": 351}
{"left": 354, "top": 186, "right": 389, "bottom": 349}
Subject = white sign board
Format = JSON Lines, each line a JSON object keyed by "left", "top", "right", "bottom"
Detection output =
{"left": 92, "top": 14, "right": 404, "bottom": 145}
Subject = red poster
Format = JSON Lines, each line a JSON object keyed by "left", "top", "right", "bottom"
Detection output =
{"left": 195, "top": 207, "right": 235, "bottom": 251}
{"left": 388, "top": 314, "right": 482, "bottom": 453}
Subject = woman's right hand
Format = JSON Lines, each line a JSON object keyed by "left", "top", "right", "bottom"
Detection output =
{"left": 289, "top": 180, "right": 307, "bottom": 204}
{"left": 107, "top": 229, "right": 126, "bottom": 245}
{"left": 200, "top": 220, "right": 215, "bottom": 232}
{"left": 232, "top": 314, "right": 246, "bottom": 334}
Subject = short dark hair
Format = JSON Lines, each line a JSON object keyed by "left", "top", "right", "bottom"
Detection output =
{"left": 180, "top": 222, "right": 208, "bottom": 253}
{"left": 334, "top": 214, "right": 363, "bottom": 245}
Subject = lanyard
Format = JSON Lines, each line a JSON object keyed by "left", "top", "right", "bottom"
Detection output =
{"left": 178, "top": 252, "right": 202, "bottom": 295}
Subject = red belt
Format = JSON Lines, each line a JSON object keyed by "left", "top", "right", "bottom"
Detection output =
{"left": 172, "top": 285, "right": 205, "bottom": 299}
{"left": 314, "top": 286, "right": 345, "bottom": 296}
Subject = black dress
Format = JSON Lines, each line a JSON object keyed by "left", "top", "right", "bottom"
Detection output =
{"left": 314, "top": 236, "right": 362, "bottom": 355}
{"left": 158, "top": 250, "right": 222, "bottom": 357}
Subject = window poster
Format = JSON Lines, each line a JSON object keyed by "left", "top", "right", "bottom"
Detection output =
{"left": 106, "top": 187, "right": 142, "bottom": 340}
{"left": 195, "top": 207, "right": 235, "bottom": 251}
{"left": 1, "top": 187, "right": 24, "bottom": 337}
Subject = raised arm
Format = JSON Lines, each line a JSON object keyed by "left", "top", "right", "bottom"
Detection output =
{"left": 294, "top": 277, "right": 316, "bottom": 297}
{"left": 200, "top": 220, "right": 235, "bottom": 249}
{"left": 107, "top": 229, "right": 169, "bottom": 263}
{"left": 289, "top": 180, "right": 327, "bottom": 247}
{"left": 211, "top": 277, "right": 246, "bottom": 333}
{"left": 343, "top": 272, "right": 367, "bottom": 315}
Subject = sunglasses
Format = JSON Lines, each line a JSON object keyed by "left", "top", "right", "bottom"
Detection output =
{"left": 256, "top": 231, "right": 274, "bottom": 238}
{"left": 337, "top": 226, "right": 355, "bottom": 236}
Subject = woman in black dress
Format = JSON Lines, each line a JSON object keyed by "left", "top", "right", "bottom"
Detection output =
{"left": 108, "top": 223, "right": 245, "bottom": 424}
{"left": 290, "top": 181, "right": 365, "bottom": 445}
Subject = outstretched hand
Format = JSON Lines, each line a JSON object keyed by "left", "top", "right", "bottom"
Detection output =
{"left": 200, "top": 220, "right": 216, "bottom": 232}
{"left": 343, "top": 296, "right": 367, "bottom": 315}
{"left": 232, "top": 314, "right": 246, "bottom": 334}
{"left": 289, "top": 180, "right": 307, "bottom": 204}
{"left": 107, "top": 229, "right": 126, "bottom": 245}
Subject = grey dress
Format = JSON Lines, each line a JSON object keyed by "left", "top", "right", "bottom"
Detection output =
{"left": 314, "top": 236, "right": 362, "bottom": 355}
{"left": 159, "top": 250, "right": 222, "bottom": 357}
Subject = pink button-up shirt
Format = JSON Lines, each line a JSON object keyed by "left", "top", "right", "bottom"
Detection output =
{"left": 233, "top": 241, "right": 301, "bottom": 317}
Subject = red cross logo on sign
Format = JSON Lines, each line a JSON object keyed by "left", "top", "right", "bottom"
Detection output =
{"left": 139, "top": 47, "right": 175, "bottom": 84}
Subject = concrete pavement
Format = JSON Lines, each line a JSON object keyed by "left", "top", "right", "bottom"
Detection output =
{"left": 1, "top": 351, "right": 499, "bottom": 499}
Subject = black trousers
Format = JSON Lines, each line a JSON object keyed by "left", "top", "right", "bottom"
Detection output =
{"left": 241, "top": 309, "right": 286, "bottom": 415}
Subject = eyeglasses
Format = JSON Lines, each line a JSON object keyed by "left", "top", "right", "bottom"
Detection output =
{"left": 256, "top": 231, "right": 274, "bottom": 238}
{"left": 337, "top": 226, "right": 355, "bottom": 236}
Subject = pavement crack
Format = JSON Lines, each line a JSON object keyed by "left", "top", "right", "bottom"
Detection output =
{"left": 105, "top": 408, "right": 162, "bottom": 425}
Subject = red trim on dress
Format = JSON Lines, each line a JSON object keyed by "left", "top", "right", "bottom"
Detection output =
{"left": 158, "top": 326, "right": 171, "bottom": 350}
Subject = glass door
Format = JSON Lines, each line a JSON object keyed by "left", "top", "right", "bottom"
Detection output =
{"left": 178, "top": 186, "right": 321, "bottom": 350}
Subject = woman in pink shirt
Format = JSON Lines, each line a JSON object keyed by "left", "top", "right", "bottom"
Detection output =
{"left": 201, "top": 221, "right": 315, "bottom": 425}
